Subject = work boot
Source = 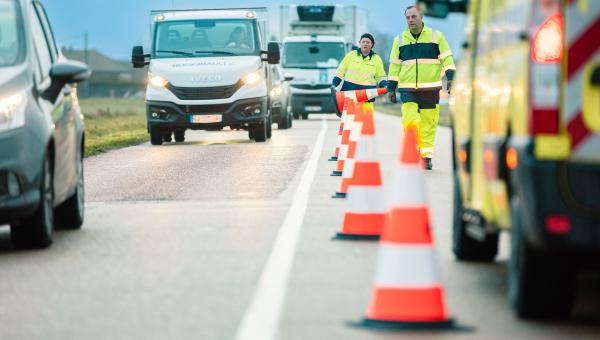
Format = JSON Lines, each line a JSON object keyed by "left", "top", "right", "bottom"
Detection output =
{"left": 423, "top": 157, "right": 433, "bottom": 170}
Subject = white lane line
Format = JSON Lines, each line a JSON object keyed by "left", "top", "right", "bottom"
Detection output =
{"left": 235, "top": 116, "right": 328, "bottom": 340}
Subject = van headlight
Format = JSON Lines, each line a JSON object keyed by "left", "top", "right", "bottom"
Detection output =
{"left": 149, "top": 73, "right": 169, "bottom": 88}
{"left": 242, "top": 70, "right": 262, "bottom": 86}
{"left": 270, "top": 86, "right": 283, "bottom": 98}
{"left": 0, "top": 92, "right": 26, "bottom": 133}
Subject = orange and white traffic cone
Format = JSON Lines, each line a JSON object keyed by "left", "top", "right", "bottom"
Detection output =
{"left": 344, "top": 87, "right": 388, "bottom": 103}
{"left": 331, "top": 100, "right": 356, "bottom": 177}
{"left": 333, "top": 104, "right": 380, "bottom": 200}
{"left": 360, "top": 125, "right": 456, "bottom": 329}
{"left": 329, "top": 98, "right": 349, "bottom": 162}
{"left": 333, "top": 106, "right": 385, "bottom": 240}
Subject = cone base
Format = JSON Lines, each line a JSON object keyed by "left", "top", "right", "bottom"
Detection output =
{"left": 328, "top": 156, "right": 338, "bottom": 161}
{"left": 360, "top": 317, "right": 455, "bottom": 330}
{"left": 331, "top": 192, "right": 347, "bottom": 199}
{"left": 330, "top": 171, "right": 343, "bottom": 176}
{"left": 332, "top": 232, "right": 379, "bottom": 241}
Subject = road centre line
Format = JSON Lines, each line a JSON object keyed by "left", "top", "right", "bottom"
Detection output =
{"left": 235, "top": 116, "right": 328, "bottom": 340}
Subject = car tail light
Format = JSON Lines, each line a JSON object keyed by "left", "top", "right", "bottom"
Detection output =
{"left": 532, "top": 13, "right": 564, "bottom": 64}
{"left": 545, "top": 214, "right": 571, "bottom": 234}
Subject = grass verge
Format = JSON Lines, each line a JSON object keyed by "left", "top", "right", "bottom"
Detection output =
{"left": 80, "top": 98, "right": 148, "bottom": 157}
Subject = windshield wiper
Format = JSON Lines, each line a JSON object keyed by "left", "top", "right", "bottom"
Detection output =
{"left": 195, "top": 50, "right": 237, "bottom": 56}
{"left": 155, "top": 50, "right": 195, "bottom": 57}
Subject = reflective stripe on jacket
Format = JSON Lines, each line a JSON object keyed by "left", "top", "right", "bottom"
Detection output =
{"left": 387, "top": 24, "right": 456, "bottom": 91}
{"left": 334, "top": 50, "right": 387, "bottom": 91}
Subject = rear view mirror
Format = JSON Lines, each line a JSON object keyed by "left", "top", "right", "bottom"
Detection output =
{"left": 132, "top": 46, "right": 149, "bottom": 68}
{"left": 264, "top": 42, "right": 280, "bottom": 65}
{"left": 418, "top": 0, "right": 467, "bottom": 19}
{"left": 284, "top": 73, "right": 294, "bottom": 82}
{"left": 50, "top": 60, "right": 91, "bottom": 84}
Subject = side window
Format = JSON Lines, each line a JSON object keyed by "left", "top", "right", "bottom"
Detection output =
{"left": 29, "top": 3, "right": 53, "bottom": 82}
{"left": 33, "top": 1, "right": 59, "bottom": 59}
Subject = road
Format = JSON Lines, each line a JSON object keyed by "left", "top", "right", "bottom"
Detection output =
{"left": 0, "top": 112, "right": 599, "bottom": 340}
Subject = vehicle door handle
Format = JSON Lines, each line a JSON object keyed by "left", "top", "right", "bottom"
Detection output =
{"left": 592, "top": 65, "right": 600, "bottom": 85}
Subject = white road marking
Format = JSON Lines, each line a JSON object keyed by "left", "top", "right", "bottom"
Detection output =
{"left": 235, "top": 116, "right": 328, "bottom": 340}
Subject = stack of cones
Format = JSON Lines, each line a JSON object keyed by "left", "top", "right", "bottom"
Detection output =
{"left": 333, "top": 105, "right": 385, "bottom": 239}
{"left": 331, "top": 100, "right": 357, "bottom": 177}
{"left": 329, "top": 99, "right": 349, "bottom": 162}
{"left": 359, "top": 126, "right": 455, "bottom": 329}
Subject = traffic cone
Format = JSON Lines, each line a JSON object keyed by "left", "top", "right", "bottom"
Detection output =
{"left": 333, "top": 104, "right": 380, "bottom": 200}
{"left": 360, "top": 125, "right": 456, "bottom": 330}
{"left": 333, "top": 107, "right": 385, "bottom": 240}
{"left": 331, "top": 100, "right": 356, "bottom": 176}
{"left": 333, "top": 87, "right": 388, "bottom": 116}
{"left": 329, "top": 98, "right": 349, "bottom": 162}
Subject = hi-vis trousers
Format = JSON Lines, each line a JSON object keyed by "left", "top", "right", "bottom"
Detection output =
{"left": 400, "top": 90, "right": 440, "bottom": 159}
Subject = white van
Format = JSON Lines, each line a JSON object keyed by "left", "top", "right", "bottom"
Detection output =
{"left": 132, "top": 8, "right": 280, "bottom": 144}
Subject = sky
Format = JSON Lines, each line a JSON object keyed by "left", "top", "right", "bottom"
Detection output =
{"left": 42, "top": 0, "right": 466, "bottom": 61}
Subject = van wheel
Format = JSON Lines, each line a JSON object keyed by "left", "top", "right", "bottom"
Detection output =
{"left": 174, "top": 129, "right": 185, "bottom": 142}
{"left": 508, "top": 197, "right": 576, "bottom": 319}
{"left": 278, "top": 114, "right": 291, "bottom": 130}
{"left": 452, "top": 173, "right": 498, "bottom": 261}
{"left": 11, "top": 154, "right": 54, "bottom": 249}
{"left": 293, "top": 112, "right": 299, "bottom": 120}
{"left": 55, "top": 150, "right": 84, "bottom": 230}
{"left": 250, "top": 118, "right": 267, "bottom": 142}
{"left": 301, "top": 112, "right": 309, "bottom": 120}
{"left": 163, "top": 131, "right": 173, "bottom": 142}
{"left": 150, "top": 127, "right": 163, "bottom": 145}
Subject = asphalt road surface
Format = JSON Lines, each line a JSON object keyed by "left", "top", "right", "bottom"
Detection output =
{"left": 0, "top": 111, "right": 599, "bottom": 340}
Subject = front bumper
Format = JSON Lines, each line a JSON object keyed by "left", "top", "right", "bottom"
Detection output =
{"left": 291, "top": 93, "right": 336, "bottom": 114}
{"left": 146, "top": 96, "right": 269, "bottom": 130}
{"left": 0, "top": 128, "right": 42, "bottom": 224}
{"left": 510, "top": 140, "right": 600, "bottom": 253}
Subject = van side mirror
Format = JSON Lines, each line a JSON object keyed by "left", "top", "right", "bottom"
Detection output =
{"left": 263, "top": 42, "right": 280, "bottom": 65}
{"left": 418, "top": 0, "right": 467, "bottom": 19}
{"left": 132, "top": 46, "right": 149, "bottom": 68}
{"left": 43, "top": 60, "right": 91, "bottom": 101}
{"left": 284, "top": 73, "right": 294, "bottom": 82}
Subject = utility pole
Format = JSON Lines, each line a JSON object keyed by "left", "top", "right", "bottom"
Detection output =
{"left": 83, "top": 32, "right": 90, "bottom": 97}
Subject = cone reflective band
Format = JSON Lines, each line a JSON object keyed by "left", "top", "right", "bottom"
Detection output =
{"left": 332, "top": 87, "right": 389, "bottom": 116}
{"left": 360, "top": 125, "right": 457, "bottom": 330}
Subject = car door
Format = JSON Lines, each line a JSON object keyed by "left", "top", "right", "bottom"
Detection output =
{"left": 29, "top": 0, "right": 73, "bottom": 204}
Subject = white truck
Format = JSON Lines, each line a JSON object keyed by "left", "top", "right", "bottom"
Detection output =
{"left": 278, "top": 5, "right": 368, "bottom": 119}
{"left": 131, "top": 8, "right": 282, "bottom": 144}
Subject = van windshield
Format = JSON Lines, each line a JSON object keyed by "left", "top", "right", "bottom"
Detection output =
{"left": 153, "top": 19, "right": 259, "bottom": 58}
{"left": 0, "top": 0, "right": 23, "bottom": 67}
{"left": 283, "top": 42, "right": 345, "bottom": 69}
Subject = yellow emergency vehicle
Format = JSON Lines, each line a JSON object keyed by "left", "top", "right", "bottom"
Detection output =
{"left": 420, "top": 0, "right": 600, "bottom": 319}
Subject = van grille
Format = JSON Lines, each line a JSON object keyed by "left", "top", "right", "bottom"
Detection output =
{"left": 166, "top": 80, "right": 243, "bottom": 100}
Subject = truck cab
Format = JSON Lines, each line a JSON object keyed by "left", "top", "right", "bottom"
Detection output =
{"left": 420, "top": 0, "right": 600, "bottom": 320}
{"left": 132, "top": 8, "right": 280, "bottom": 144}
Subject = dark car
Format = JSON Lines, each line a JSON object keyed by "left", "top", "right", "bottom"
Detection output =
{"left": 269, "top": 64, "right": 294, "bottom": 129}
{"left": 0, "top": 0, "right": 90, "bottom": 249}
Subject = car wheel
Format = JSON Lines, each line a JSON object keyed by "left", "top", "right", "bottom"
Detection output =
{"left": 10, "top": 154, "right": 54, "bottom": 249}
{"left": 452, "top": 173, "right": 498, "bottom": 261}
{"left": 266, "top": 115, "right": 272, "bottom": 139}
{"left": 55, "top": 148, "right": 84, "bottom": 230}
{"left": 174, "top": 129, "right": 185, "bottom": 142}
{"left": 277, "top": 111, "right": 291, "bottom": 130}
{"left": 301, "top": 112, "right": 309, "bottom": 120}
{"left": 293, "top": 112, "right": 299, "bottom": 120}
{"left": 150, "top": 126, "right": 163, "bottom": 145}
{"left": 250, "top": 118, "right": 268, "bottom": 142}
{"left": 508, "top": 196, "right": 576, "bottom": 319}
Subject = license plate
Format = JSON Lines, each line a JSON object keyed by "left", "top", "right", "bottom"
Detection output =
{"left": 305, "top": 106, "right": 322, "bottom": 112}
{"left": 190, "top": 114, "right": 222, "bottom": 123}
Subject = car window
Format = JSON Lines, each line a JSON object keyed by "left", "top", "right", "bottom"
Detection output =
{"left": 30, "top": 1, "right": 53, "bottom": 81}
{"left": 33, "top": 1, "right": 58, "bottom": 59}
{"left": 0, "top": 0, "right": 24, "bottom": 67}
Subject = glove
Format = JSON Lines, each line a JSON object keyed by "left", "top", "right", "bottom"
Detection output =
{"left": 388, "top": 91, "right": 397, "bottom": 103}
{"left": 446, "top": 80, "right": 453, "bottom": 95}
{"left": 377, "top": 80, "right": 388, "bottom": 88}
{"left": 332, "top": 76, "right": 342, "bottom": 87}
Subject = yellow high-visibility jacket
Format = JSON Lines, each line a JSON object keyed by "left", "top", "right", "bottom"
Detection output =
{"left": 387, "top": 24, "right": 455, "bottom": 91}
{"left": 333, "top": 50, "right": 387, "bottom": 91}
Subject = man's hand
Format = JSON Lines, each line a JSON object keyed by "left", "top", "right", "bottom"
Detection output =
{"left": 388, "top": 91, "right": 397, "bottom": 103}
{"left": 446, "top": 80, "right": 453, "bottom": 95}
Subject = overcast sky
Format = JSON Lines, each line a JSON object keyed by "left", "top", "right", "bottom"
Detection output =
{"left": 42, "top": 0, "right": 466, "bottom": 61}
